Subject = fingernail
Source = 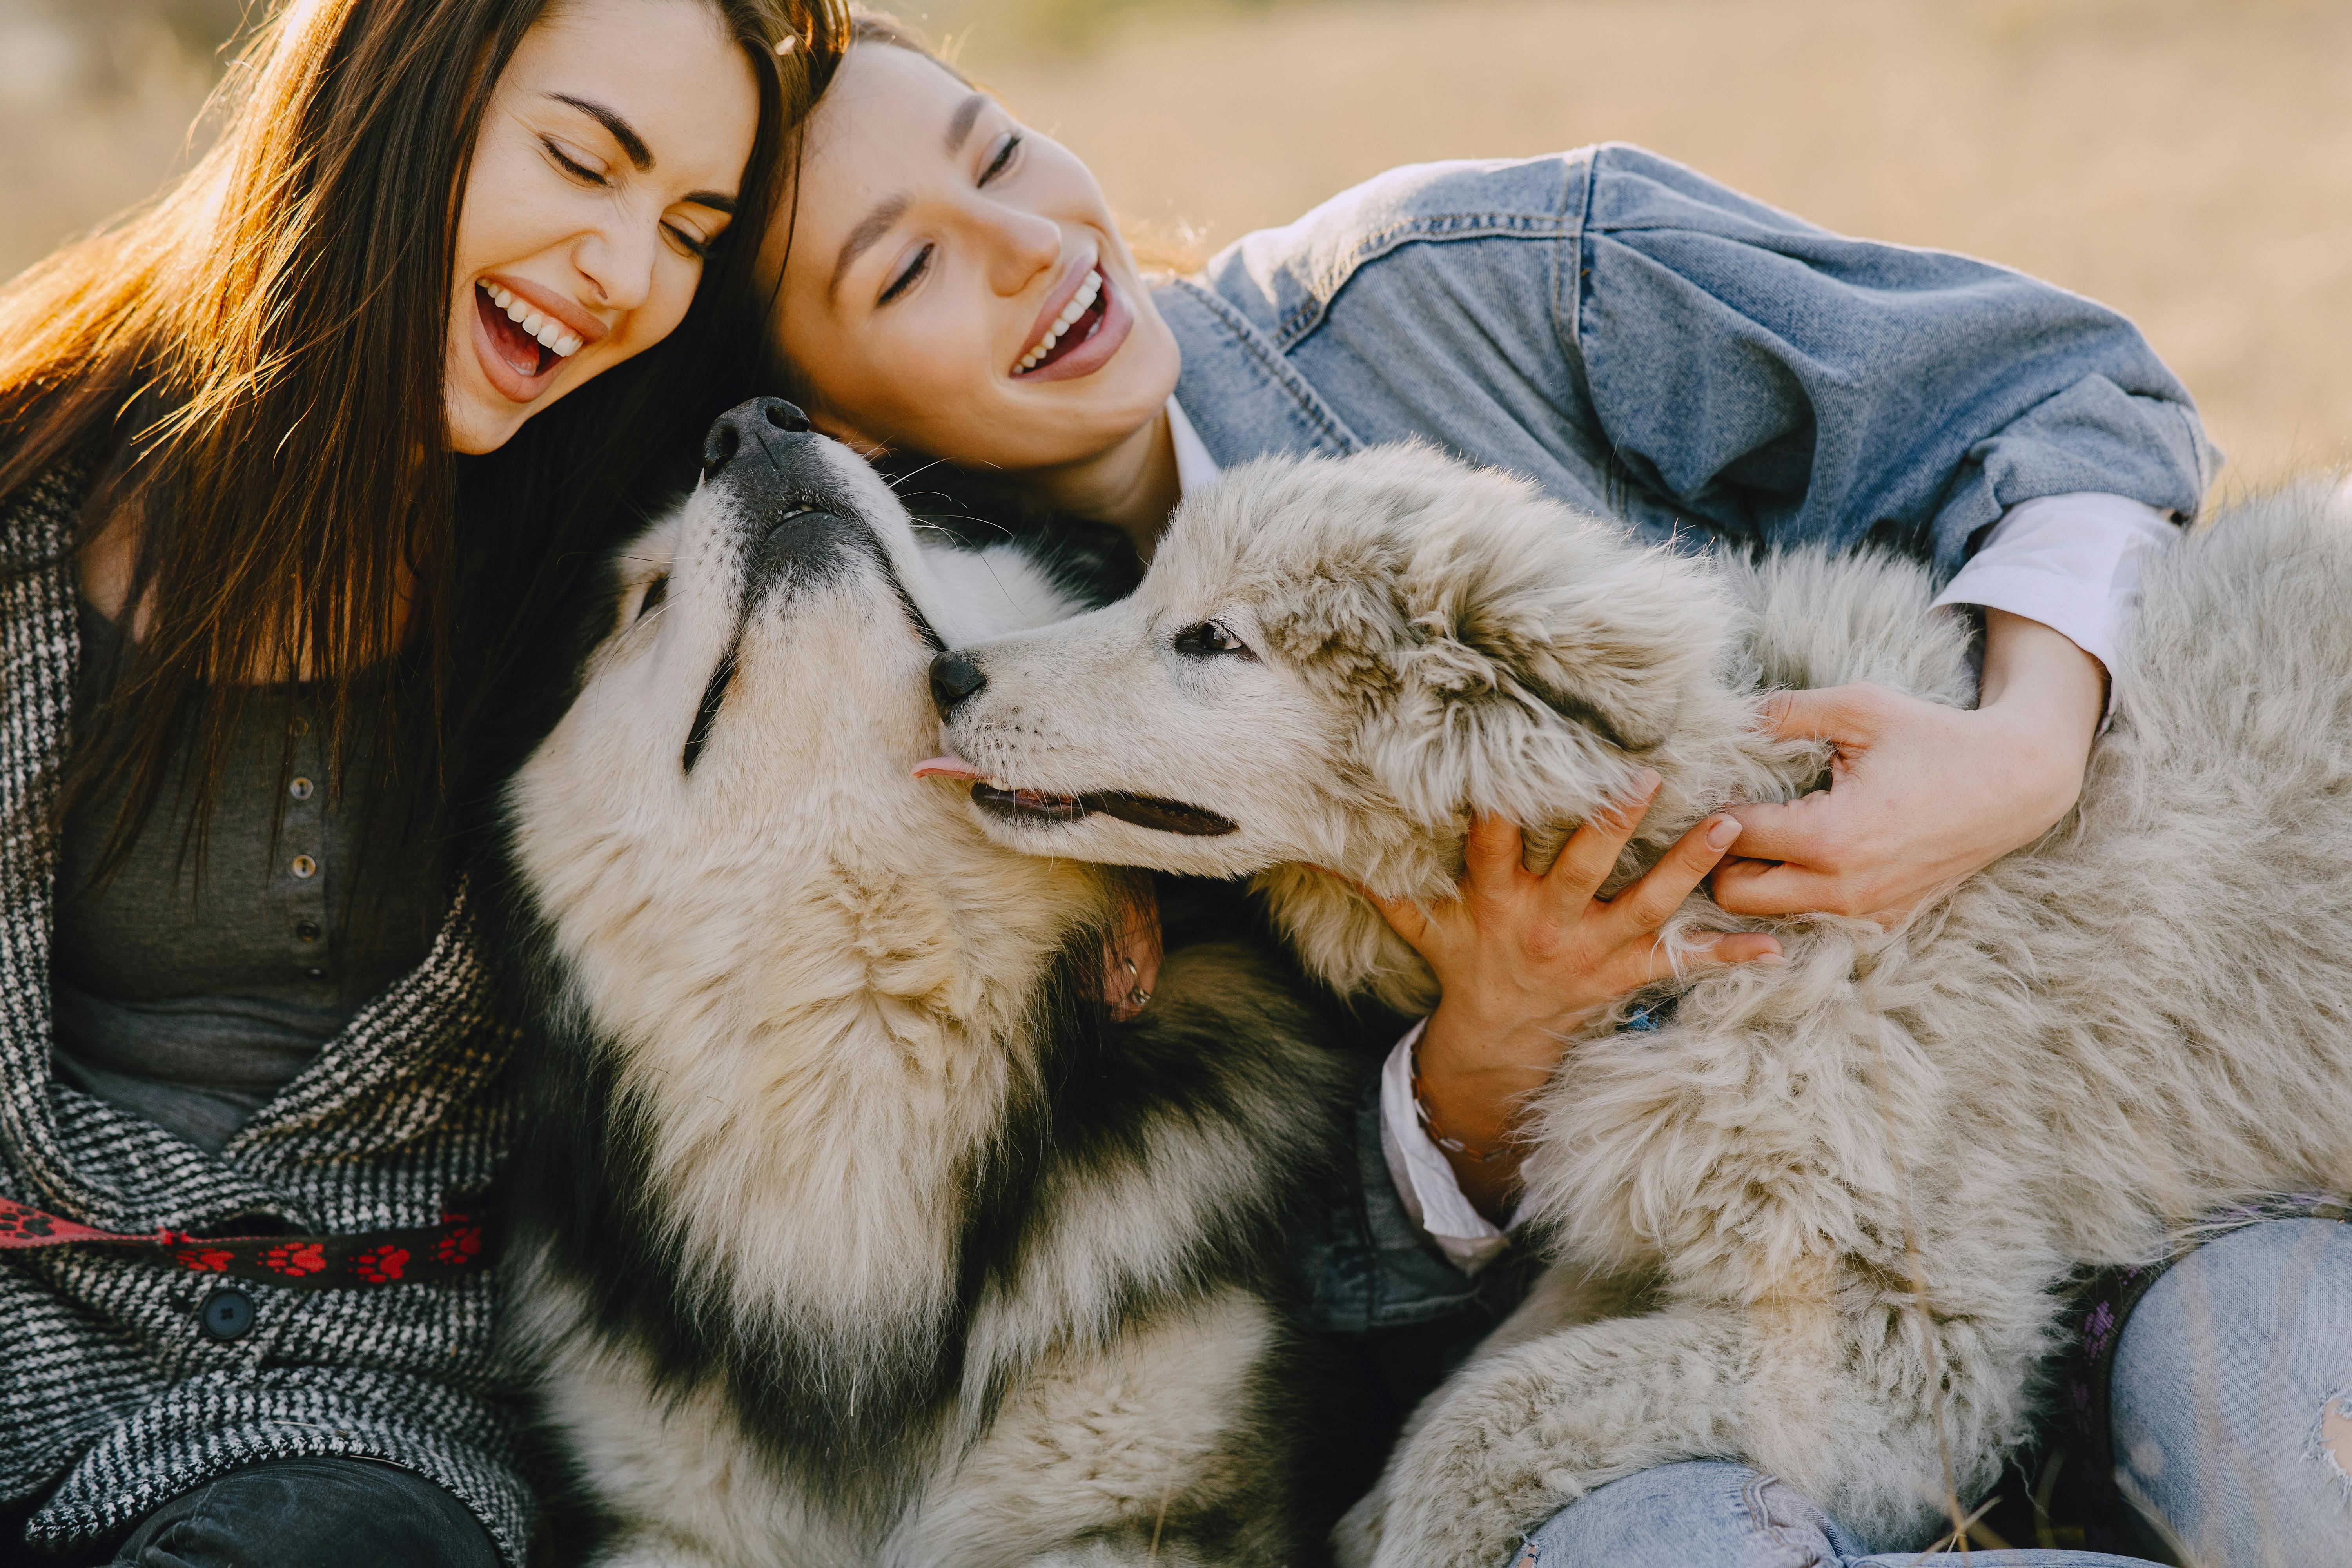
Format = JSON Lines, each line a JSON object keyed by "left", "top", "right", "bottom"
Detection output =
{"left": 1755, "top": 951, "right": 1787, "bottom": 966}
{"left": 1706, "top": 817, "right": 1740, "bottom": 851}
{"left": 1634, "top": 769, "right": 1662, "bottom": 795}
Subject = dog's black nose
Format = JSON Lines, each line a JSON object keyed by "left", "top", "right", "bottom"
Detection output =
{"left": 702, "top": 397, "right": 813, "bottom": 476}
{"left": 929, "top": 652, "right": 987, "bottom": 714}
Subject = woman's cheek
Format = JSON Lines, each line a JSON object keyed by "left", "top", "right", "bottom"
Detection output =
{"left": 635, "top": 260, "right": 703, "bottom": 364}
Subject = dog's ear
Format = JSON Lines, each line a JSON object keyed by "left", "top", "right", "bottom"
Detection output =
{"left": 1363, "top": 501, "right": 1731, "bottom": 828}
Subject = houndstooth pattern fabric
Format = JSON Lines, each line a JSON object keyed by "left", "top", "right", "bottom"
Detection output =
{"left": 0, "top": 466, "right": 534, "bottom": 1562}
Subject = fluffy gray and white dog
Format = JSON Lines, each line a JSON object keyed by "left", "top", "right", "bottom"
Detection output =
{"left": 929, "top": 442, "right": 2352, "bottom": 1564}
{"left": 485, "top": 399, "right": 1356, "bottom": 1568}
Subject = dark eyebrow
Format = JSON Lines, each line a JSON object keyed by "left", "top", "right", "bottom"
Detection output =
{"left": 548, "top": 92, "right": 651, "bottom": 171}
{"left": 944, "top": 93, "right": 987, "bottom": 156}
{"left": 828, "top": 194, "right": 909, "bottom": 302}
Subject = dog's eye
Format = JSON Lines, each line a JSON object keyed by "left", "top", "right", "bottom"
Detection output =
{"left": 1174, "top": 620, "right": 1254, "bottom": 659}
{"left": 635, "top": 575, "right": 669, "bottom": 622}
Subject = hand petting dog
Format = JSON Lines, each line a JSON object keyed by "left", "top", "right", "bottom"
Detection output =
{"left": 1716, "top": 609, "right": 2107, "bottom": 922}
{"left": 1363, "top": 777, "right": 1782, "bottom": 1220}
{"left": 1377, "top": 610, "right": 2106, "bottom": 1218}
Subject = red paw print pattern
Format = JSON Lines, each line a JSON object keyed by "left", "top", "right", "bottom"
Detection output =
{"left": 433, "top": 1224, "right": 483, "bottom": 1267}
{"left": 175, "top": 1249, "right": 234, "bottom": 1272}
{"left": 349, "top": 1245, "right": 410, "bottom": 1283}
{"left": 264, "top": 1241, "right": 327, "bottom": 1278}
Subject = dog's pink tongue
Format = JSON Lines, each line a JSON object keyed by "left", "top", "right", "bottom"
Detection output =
{"left": 913, "top": 755, "right": 982, "bottom": 781}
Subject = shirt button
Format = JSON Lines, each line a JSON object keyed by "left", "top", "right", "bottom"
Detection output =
{"left": 199, "top": 1286, "right": 255, "bottom": 1342}
{"left": 294, "top": 920, "right": 322, "bottom": 942}
{"left": 290, "top": 855, "right": 316, "bottom": 879}
{"left": 306, "top": 967, "right": 325, "bottom": 979}
{"left": 289, "top": 777, "right": 314, "bottom": 800}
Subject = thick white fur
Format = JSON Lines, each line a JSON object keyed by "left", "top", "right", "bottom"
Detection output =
{"left": 940, "top": 444, "right": 2352, "bottom": 1561}
{"left": 503, "top": 437, "right": 1325, "bottom": 1567}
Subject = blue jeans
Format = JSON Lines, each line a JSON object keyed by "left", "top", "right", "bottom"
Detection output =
{"left": 1511, "top": 1217, "right": 2352, "bottom": 1566}
{"left": 1508, "top": 1463, "right": 2149, "bottom": 1566}
{"left": 2110, "top": 1217, "right": 2352, "bottom": 1567}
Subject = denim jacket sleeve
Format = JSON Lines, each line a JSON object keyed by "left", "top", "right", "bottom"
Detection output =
{"left": 1563, "top": 145, "right": 2214, "bottom": 577}
{"left": 1180, "top": 143, "right": 2217, "bottom": 583}
{"left": 1289, "top": 1069, "right": 1489, "bottom": 1334}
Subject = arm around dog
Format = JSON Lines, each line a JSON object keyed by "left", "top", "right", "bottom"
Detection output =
{"left": 1559, "top": 144, "right": 2214, "bottom": 575}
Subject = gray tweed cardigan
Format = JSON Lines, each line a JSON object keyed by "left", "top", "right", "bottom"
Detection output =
{"left": 0, "top": 465, "right": 532, "bottom": 1560}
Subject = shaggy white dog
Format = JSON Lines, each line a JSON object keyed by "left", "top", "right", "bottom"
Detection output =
{"left": 487, "top": 400, "right": 1356, "bottom": 1568}
{"left": 931, "top": 443, "right": 2352, "bottom": 1563}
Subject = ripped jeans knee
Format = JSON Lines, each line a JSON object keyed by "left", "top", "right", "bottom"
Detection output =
{"left": 2109, "top": 1218, "right": 2352, "bottom": 1566}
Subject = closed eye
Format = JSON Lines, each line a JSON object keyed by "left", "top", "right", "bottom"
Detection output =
{"left": 880, "top": 242, "right": 933, "bottom": 305}
{"left": 634, "top": 575, "right": 668, "bottom": 621}
{"left": 664, "top": 222, "right": 717, "bottom": 261}
{"left": 979, "top": 132, "right": 1022, "bottom": 186}
{"left": 1173, "top": 620, "right": 1254, "bottom": 659}
{"left": 543, "top": 136, "right": 610, "bottom": 187}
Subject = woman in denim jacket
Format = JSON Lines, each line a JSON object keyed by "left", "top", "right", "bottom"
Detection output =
{"left": 762, "top": 20, "right": 2344, "bottom": 1566}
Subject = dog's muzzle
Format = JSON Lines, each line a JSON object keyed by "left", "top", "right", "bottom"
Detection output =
{"left": 683, "top": 399, "right": 925, "bottom": 775}
{"left": 922, "top": 654, "right": 1241, "bottom": 837}
{"left": 700, "top": 398, "right": 866, "bottom": 597}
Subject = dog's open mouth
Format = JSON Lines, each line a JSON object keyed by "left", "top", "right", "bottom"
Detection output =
{"left": 915, "top": 757, "right": 1237, "bottom": 837}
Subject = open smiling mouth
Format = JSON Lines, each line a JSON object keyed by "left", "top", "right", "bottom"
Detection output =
{"left": 475, "top": 282, "right": 575, "bottom": 381}
{"left": 1014, "top": 269, "right": 1111, "bottom": 376}
{"left": 915, "top": 756, "right": 1238, "bottom": 836}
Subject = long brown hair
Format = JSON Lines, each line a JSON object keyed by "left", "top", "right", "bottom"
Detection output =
{"left": 0, "top": 0, "right": 850, "bottom": 877}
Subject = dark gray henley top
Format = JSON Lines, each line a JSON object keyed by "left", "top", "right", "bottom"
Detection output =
{"left": 48, "top": 600, "right": 446, "bottom": 1152}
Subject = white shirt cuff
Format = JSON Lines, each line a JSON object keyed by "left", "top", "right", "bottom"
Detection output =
{"left": 1931, "top": 492, "right": 2176, "bottom": 709}
{"left": 1377, "top": 1020, "right": 1514, "bottom": 1275}
{"left": 1165, "top": 395, "right": 1222, "bottom": 501}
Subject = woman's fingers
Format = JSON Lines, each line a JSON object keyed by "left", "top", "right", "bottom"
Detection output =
{"left": 1711, "top": 854, "right": 1858, "bottom": 918}
{"left": 1538, "top": 771, "right": 1661, "bottom": 916}
{"left": 1359, "top": 883, "right": 1434, "bottom": 951}
{"left": 1759, "top": 682, "right": 1887, "bottom": 745}
{"left": 1461, "top": 813, "right": 1526, "bottom": 901}
{"left": 1673, "top": 929, "right": 1785, "bottom": 973}
{"left": 1715, "top": 788, "right": 1840, "bottom": 868}
{"left": 1617, "top": 925, "right": 1786, "bottom": 993}
{"left": 1612, "top": 812, "right": 1745, "bottom": 930}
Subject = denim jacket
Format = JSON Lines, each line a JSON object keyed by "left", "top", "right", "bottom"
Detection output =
{"left": 1157, "top": 143, "right": 2216, "bottom": 1336}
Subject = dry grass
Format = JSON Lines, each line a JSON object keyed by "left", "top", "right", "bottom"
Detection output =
{"left": 7, "top": 0, "right": 2348, "bottom": 488}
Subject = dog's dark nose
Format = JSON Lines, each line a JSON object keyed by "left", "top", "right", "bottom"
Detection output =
{"left": 929, "top": 652, "right": 988, "bottom": 715}
{"left": 702, "top": 397, "right": 813, "bottom": 476}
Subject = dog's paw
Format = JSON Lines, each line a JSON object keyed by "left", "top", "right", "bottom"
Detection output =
{"left": 1363, "top": 1354, "right": 1610, "bottom": 1568}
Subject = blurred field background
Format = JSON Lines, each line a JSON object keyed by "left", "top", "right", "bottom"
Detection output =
{"left": 5, "top": 0, "right": 2347, "bottom": 489}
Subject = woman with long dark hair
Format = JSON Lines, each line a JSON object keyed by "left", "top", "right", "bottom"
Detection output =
{"left": 0, "top": 0, "right": 846, "bottom": 1561}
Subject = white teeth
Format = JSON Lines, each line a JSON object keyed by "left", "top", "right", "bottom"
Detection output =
{"left": 1014, "top": 269, "right": 1103, "bottom": 373}
{"left": 480, "top": 282, "right": 585, "bottom": 361}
